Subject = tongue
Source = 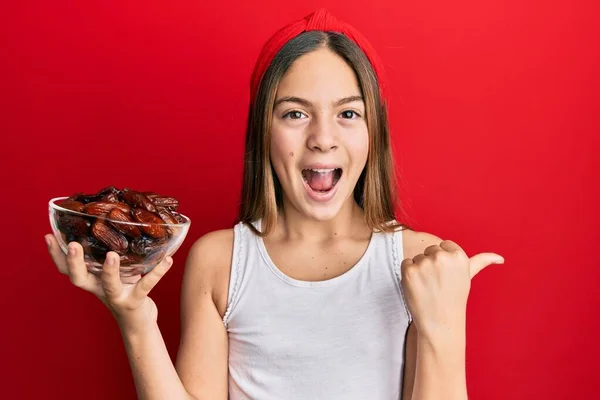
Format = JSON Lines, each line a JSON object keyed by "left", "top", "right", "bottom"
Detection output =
{"left": 305, "top": 170, "right": 334, "bottom": 191}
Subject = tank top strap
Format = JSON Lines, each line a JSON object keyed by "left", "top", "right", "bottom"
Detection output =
{"left": 391, "top": 226, "right": 413, "bottom": 323}
{"left": 222, "top": 221, "right": 252, "bottom": 327}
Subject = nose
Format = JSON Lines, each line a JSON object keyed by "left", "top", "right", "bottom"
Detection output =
{"left": 306, "top": 118, "right": 338, "bottom": 152}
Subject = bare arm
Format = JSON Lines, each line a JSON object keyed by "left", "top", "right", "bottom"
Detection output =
{"left": 411, "top": 326, "right": 467, "bottom": 400}
{"left": 401, "top": 319, "right": 467, "bottom": 400}
{"left": 400, "top": 230, "right": 503, "bottom": 400}
{"left": 46, "top": 228, "right": 232, "bottom": 400}
{"left": 400, "top": 230, "right": 489, "bottom": 400}
{"left": 401, "top": 322, "right": 417, "bottom": 400}
{"left": 121, "top": 230, "right": 232, "bottom": 400}
{"left": 120, "top": 318, "right": 197, "bottom": 400}
{"left": 175, "top": 230, "right": 232, "bottom": 399}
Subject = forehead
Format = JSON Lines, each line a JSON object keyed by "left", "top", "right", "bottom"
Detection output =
{"left": 276, "top": 47, "right": 362, "bottom": 101}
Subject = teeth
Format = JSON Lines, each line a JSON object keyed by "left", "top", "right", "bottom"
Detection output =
{"left": 308, "top": 168, "right": 336, "bottom": 173}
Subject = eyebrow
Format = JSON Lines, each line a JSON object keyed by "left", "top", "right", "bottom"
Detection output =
{"left": 274, "top": 95, "right": 364, "bottom": 108}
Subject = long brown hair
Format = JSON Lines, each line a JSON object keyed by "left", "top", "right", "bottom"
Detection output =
{"left": 238, "top": 31, "right": 406, "bottom": 236}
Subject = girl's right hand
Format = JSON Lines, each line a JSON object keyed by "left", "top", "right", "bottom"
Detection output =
{"left": 400, "top": 240, "right": 503, "bottom": 339}
{"left": 45, "top": 233, "right": 174, "bottom": 331}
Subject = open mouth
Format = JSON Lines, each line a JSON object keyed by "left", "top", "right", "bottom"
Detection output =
{"left": 301, "top": 168, "right": 343, "bottom": 193}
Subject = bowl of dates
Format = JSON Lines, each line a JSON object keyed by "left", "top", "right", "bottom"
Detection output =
{"left": 48, "top": 186, "right": 191, "bottom": 277}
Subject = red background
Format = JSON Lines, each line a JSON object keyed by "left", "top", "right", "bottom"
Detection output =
{"left": 1, "top": 1, "right": 598, "bottom": 399}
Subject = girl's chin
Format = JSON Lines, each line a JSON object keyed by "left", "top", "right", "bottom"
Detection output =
{"left": 297, "top": 192, "right": 350, "bottom": 221}
{"left": 299, "top": 206, "right": 344, "bottom": 222}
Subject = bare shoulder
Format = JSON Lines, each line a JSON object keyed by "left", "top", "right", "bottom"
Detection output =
{"left": 185, "top": 229, "right": 234, "bottom": 275}
{"left": 400, "top": 227, "right": 443, "bottom": 259}
{"left": 182, "top": 228, "right": 234, "bottom": 318}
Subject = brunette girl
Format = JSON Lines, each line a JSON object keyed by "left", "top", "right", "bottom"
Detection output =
{"left": 46, "top": 9, "right": 503, "bottom": 400}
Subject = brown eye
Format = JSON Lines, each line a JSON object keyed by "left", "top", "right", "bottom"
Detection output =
{"left": 283, "top": 111, "right": 307, "bottom": 119}
{"left": 340, "top": 110, "right": 359, "bottom": 119}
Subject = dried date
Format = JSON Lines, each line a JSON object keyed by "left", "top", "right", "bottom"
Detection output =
{"left": 69, "top": 192, "right": 104, "bottom": 204}
{"left": 171, "top": 212, "right": 186, "bottom": 224}
{"left": 132, "top": 208, "right": 167, "bottom": 238}
{"left": 99, "top": 186, "right": 120, "bottom": 196}
{"left": 156, "top": 206, "right": 179, "bottom": 235}
{"left": 91, "top": 221, "right": 128, "bottom": 254}
{"left": 59, "top": 214, "right": 90, "bottom": 237}
{"left": 57, "top": 199, "right": 85, "bottom": 213}
{"left": 156, "top": 206, "right": 178, "bottom": 224}
{"left": 107, "top": 208, "right": 142, "bottom": 238}
{"left": 84, "top": 201, "right": 131, "bottom": 216}
{"left": 79, "top": 236, "right": 109, "bottom": 261}
{"left": 119, "top": 253, "right": 144, "bottom": 264}
{"left": 101, "top": 193, "right": 119, "bottom": 203}
{"left": 122, "top": 190, "right": 156, "bottom": 213}
{"left": 67, "top": 192, "right": 84, "bottom": 201}
{"left": 151, "top": 196, "right": 179, "bottom": 209}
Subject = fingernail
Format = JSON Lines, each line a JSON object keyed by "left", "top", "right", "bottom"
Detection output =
{"left": 68, "top": 245, "right": 76, "bottom": 256}
{"left": 107, "top": 254, "right": 115, "bottom": 266}
{"left": 493, "top": 257, "right": 505, "bottom": 264}
{"left": 45, "top": 236, "right": 51, "bottom": 248}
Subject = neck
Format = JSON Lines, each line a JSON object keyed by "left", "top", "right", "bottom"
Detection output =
{"left": 275, "top": 197, "right": 367, "bottom": 242}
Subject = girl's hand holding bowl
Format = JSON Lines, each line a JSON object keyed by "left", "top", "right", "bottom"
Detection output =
{"left": 45, "top": 186, "right": 191, "bottom": 326}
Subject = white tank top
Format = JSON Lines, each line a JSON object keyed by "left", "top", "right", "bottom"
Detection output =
{"left": 223, "top": 220, "right": 412, "bottom": 400}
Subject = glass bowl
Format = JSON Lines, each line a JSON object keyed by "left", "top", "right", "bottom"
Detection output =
{"left": 49, "top": 196, "right": 191, "bottom": 277}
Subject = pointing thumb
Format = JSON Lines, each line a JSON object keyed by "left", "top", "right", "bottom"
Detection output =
{"left": 469, "top": 253, "right": 504, "bottom": 278}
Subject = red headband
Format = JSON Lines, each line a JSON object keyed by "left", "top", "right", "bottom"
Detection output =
{"left": 249, "top": 8, "right": 387, "bottom": 104}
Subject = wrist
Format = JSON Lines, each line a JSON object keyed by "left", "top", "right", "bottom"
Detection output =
{"left": 415, "top": 324, "right": 467, "bottom": 399}
{"left": 417, "top": 320, "right": 467, "bottom": 353}
{"left": 114, "top": 310, "right": 158, "bottom": 338}
{"left": 119, "top": 319, "right": 159, "bottom": 346}
{"left": 418, "top": 331, "right": 466, "bottom": 357}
